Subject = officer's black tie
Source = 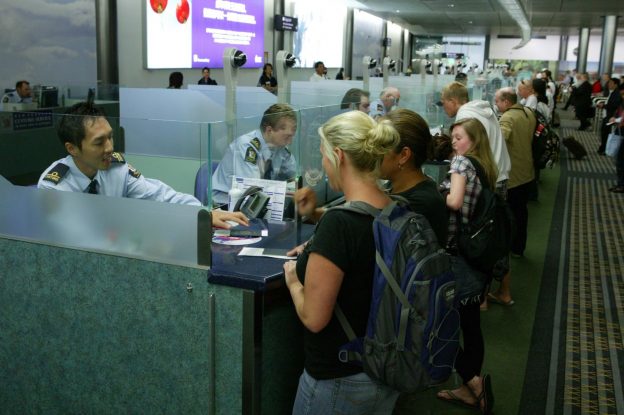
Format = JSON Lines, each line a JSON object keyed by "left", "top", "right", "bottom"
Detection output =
{"left": 87, "top": 179, "right": 98, "bottom": 194}
{"left": 263, "top": 159, "right": 273, "bottom": 180}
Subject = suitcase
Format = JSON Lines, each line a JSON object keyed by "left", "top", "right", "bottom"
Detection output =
{"left": 562, "top": 136, "right": 588, "bottom": 160}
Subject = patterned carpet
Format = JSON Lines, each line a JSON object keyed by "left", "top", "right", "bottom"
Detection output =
{"left": 521, "top": 111, "right": 624, "bottom": 414}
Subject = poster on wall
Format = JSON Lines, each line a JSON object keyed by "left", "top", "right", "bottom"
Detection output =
{"left": 146, "top": 0, "right": 264, "bottom": 69}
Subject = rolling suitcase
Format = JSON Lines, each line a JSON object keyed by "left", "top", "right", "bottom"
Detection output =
{"left": 562, "top": 136, "right": 588, "bottom": 160}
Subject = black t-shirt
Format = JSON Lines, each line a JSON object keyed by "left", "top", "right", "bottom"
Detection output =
{"left": 258, "top": 74, "right": 277, "bottom": 87}
{"left": 396, "top": 179, "right": 449, "bottom": 244}
{"left": 295, "top": 209, "right": 374, "bottom": 379}
{"left": 198, "top": 77, "right": 217, "bottom": 85}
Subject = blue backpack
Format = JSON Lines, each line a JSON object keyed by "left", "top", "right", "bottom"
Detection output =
{"left": 332, "top": 198, "right": 460, "bottom": 393}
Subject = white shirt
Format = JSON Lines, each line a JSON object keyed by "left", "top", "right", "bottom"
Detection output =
{"left": 38, "top": 153, "right": 200, "bottom": 205}
{"left": 211, "top": 129, "right": 297, "bottom": 203}
{"left": 309, "top": 73, "right": 327, "bottom": 82}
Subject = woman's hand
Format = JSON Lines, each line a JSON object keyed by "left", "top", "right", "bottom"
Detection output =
{"left": 212, "top": 210, "right": 249, "bottom": 228}
{"left": 294, "top": 187, "right": 318, "bottom": 217}
{"left": 283, "top": 260, "right": 298, "bottom": 288}
{"left": 287, "top": 242, "right": 307, "bottom": 257}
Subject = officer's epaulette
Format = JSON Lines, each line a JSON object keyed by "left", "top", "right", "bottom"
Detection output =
{"left": 42, "top": 163, "right": 69, "bottom": 185}
{"left": 250, "top": 137, "right": 261, "bottom": 150}
{"left": 111, "top": 152, "right": 126, "bottom": 163}
{"left": 127, "top": 163, "right": 142, "bottom": 179}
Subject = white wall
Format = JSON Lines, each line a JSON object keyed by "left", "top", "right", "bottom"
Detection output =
{"left": 565, "top": 34, "right": 624, "bottom": 63}
{"left": 489, "top": 36, "right": 561, "bottom": 61}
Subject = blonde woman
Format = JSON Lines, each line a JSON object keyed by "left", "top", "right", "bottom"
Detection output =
{"left": 437, "top": 117, "right": 496, "bottom": 415}
{"left": 283, "top": 111, "right": 400, "bottom": 413}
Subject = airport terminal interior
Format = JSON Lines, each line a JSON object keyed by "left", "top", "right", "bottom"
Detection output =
{"left": 1, "top": 0, "right": 624, "bottom": 414}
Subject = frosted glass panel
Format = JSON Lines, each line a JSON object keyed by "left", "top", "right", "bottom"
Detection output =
{"left": 0, "top": 176, "right": 201, "bottom": 267}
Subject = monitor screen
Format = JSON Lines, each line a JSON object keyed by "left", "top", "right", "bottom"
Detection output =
{"left": 145, "top": 0, "right": 265, "bottom": 69}
{"left": 274, "top": 15, "right": 298, "bottom": 31}
{"left": 39, "top": 86, "right": 58, "bottom": 108}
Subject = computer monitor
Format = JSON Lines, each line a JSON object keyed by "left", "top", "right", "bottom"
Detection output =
{"left": 39, "top": 86, "right": 58, "bottom": 108}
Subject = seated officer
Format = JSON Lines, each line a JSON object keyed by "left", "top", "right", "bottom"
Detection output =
{"left": 369, "top": 86, "right": 401, "bottom": 119}
{"left": 2, "top": 80, "right": 33, "bottom": 104}
{"left": 37, "top": 102, "right": 247, "bottom": 228}
{"left": 212, "top": 103, "right": 298, "bottom": 204}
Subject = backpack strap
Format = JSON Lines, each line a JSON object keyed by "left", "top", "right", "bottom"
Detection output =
{"left": 464, "top": 156, "right": 490, "bottom": 191}
{"left": 331, "top": 199, "right": 413, "bottom": 362}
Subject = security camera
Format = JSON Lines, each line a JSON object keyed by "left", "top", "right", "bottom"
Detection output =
{"left": 368, "top": 58, "right": 377, "bottom": 69}
{"left": 225, "top": 48, "right": 247, "bottom": 68}
{"left": 425, "top": 61, "right": 432, "bottom": 69}
{"left": 284, "top": 53, "right": 296, "bottom": 68}
{"left": 387, "top": 59, "right": 396, "bottom": 70}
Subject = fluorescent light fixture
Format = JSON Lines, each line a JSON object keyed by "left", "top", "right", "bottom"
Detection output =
{"left": 496, "top": 0, "right": 531, "bottom": 48}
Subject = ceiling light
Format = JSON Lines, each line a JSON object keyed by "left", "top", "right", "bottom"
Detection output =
{"left": 448, "top": 4, "right": 455, "bottom": 7}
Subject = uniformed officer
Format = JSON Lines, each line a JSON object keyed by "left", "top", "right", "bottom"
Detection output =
{"left": 2, "top": 80, "right": 33, "bottom": 104}
{"left": 38, "top": 102, "right": 248, "bottom": 228}
{"left": 369, "top": 86, "right": 401, "bottom": 119}
{"left": 212, "top": 103, "right": 298, "bottom": 204}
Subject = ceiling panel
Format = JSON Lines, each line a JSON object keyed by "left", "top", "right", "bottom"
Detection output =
{"left": 352, "top": 0, "right": 624, "bottom": 35}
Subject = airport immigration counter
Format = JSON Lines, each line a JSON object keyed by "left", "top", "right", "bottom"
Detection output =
{"left": 0, "top": 177, "right": 313, "bottom": 415}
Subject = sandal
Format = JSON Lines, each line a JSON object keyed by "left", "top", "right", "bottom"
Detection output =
{"left": 488, "top": 292, "right": 515, "bottom": 306}
{"left": 437, "top": 389, "right": 480, "bottom": 411}
{"left": 473, "top": 374, "right": 495, "bottom": 415}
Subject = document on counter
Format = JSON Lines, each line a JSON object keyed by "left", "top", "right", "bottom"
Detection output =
{"left": 238, "top": 247, "right": 296, "bottom": 260}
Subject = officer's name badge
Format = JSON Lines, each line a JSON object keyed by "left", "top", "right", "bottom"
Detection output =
{"left": 245, "top": 147, "right": 258, "bottom": 164}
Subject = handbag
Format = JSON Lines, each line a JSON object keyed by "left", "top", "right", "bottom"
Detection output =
{"left": 606, "top": 126, "right": 623, "bottom": 158}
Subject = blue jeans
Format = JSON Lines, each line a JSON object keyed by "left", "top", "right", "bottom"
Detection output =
{"left": 292, "top": 369, "right": 399, "bottom": 415}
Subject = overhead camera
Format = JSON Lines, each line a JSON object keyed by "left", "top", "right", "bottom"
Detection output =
{"left": 284, "top": 53, "right": 296, "bottom": 68}
{"left": 226, "top": 49, "right": 247, "bottom": 68}
{"left": 363, "top": 56, "right": 377, "bottom": 69}
{"left": 387, "top": 59, "right": 396, "bottom": 70}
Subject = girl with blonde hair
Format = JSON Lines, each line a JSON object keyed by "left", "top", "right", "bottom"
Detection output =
{"left": 284, "top": 110, "right": 401, "bottom": 413}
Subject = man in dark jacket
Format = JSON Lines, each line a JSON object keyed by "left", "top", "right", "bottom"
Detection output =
{"left": 567, "top": 72, "right": 593, "bottom": 131}
{"left": 598, "top": 77, "right": 623, "bottom": 154}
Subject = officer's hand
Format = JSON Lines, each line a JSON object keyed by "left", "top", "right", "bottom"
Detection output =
{"left": 212, "top": 210, "right": 249, "bottom": 228}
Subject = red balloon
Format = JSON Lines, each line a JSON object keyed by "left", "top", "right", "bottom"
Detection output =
{"left": 176, "top": 0, "right": 190, "bottom": 24}
{"left": 150, "top": 0, "right": 167, "bottom": 14}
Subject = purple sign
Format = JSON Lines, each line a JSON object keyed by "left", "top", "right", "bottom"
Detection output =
{"left": 191, "top": 0, "right": 264, "bottom": 68}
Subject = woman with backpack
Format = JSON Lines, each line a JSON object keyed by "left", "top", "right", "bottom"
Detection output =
{"left": 379, "top": 108, "right": 449, "bottom": 243}
{"left": 436, "top": 117, "right": 496, "bottom": 415}
{"left": 283, "top": 111, "right": 401, "bottom": 413}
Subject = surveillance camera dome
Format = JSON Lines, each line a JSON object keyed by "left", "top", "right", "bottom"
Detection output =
{"left": 284, "top": 53, "right": 296, "bottom": 68}
{"left": 231, "top": 50, "right": 247, "bottom": 67}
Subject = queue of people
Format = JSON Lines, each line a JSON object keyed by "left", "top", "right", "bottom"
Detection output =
{"left": 21, "top": 64, "right": 624, "bottom": 414}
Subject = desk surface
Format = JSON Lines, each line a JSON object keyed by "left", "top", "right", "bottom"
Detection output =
{"left": 208, "top": 220, "right": 314, "bottom": 292}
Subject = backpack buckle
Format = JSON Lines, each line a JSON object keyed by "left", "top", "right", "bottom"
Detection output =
{"left": 338, "top": 349, "right": 349, "bottom": 363}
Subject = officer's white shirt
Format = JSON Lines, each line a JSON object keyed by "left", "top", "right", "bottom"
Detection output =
{"left": 37, "top": 154, "right": 200, "bottom": 206}
{"left": 212, "top": 129, "right": 296, "bottom": 204}
{"left": 369, "top": 99, "right": 393, "bottom": 118}
{"left": 2, "top": 91, "right": 33, "bottom": 104}
{"left": 309, "top": 73, "right": 327, "bottom": 82}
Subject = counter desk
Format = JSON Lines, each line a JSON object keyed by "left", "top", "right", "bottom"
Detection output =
{"left": 0, "top": 179, "right": 313, "bottom": 415}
